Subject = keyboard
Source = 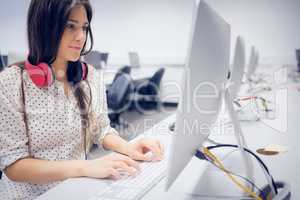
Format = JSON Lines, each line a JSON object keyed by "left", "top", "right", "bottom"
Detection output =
{"left": 89, "top": 135, "right": 170, "bottom": 200}
{"left": 89, "top": 158, "right": 167, "bottom": 200}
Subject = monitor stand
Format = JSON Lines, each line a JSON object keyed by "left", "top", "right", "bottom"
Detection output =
{"left": 223, "top": 87, "right": 255, "bottom": 189}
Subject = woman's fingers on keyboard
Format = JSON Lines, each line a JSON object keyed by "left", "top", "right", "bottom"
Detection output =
{"left": 108, "top": 153, "right": 140, "bottom": 170}
{"left": 146, "top": 142, "right": 163, "bottom": 161}
{"left": 157, "top": 141, "right": 165, "bottom": 158}
{"left": 117, "top": 155, "right": 140, "bottom": 170}
{"left": 108, "top": 168, "right": 121, "bottom": 180}
{"left": 140, "top": 138, "right": 164, "bottom": 161}
{"left": 112, "top": 161, "right": 138, "bottom": 176}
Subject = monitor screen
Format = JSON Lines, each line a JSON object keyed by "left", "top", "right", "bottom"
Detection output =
{"left": 166, "top": 0, "right": 230, "bottom": 190}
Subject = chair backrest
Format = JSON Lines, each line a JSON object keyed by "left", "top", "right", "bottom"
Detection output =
{"left": 83, "top": 50, "right": 102, "bottom": 69}
{"left": 120, "top": 65, "right": 131, "bottom": 74}
{"left": 149, "top": 68, "right": 165, "bottom": 87}
{"left": 0, "top": 55, "right": 4, "bottom": 71}
{"left": 0, "top": 52, "right": 7, "bottom": 72}
{"left": 112, "top": 65, "right": 131, "bottom": 82}
{"left": 107, "top": 73, "right": 132, "bottom": 111}
{"left": 141, "top": 68, "right": 165, "bottom": 95}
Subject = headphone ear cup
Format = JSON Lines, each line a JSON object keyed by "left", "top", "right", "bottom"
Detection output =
{"left": 25, "top": 60, "right": 53, "bottom": 88}
{"left": 67, "top": 61, "right": 88, "bottom": 85}
{"left": 81, "top": 62, "right": 88, "bottom": 80}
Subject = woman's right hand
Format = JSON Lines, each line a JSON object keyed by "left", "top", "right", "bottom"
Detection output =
{"left": 80, "top": 153, "right": 140, "bottom": 180}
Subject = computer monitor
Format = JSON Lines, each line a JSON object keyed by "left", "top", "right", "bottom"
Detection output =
{"left": 83, "top": 50, "right": 103, "bottom": 69}
{"left": 128, "top": 52, "right": 141, "bottom": 68}
{"left": 166, "top": 0, "right": 230, "bottom": 189}
{"left": 253, "top": 50, "right": 259, "bottom": 74}
{"left": 100, "top": 52, "right": 109, "bottom": 68}
{"left": 229, "top": 36, "right": 246, "bottom": 99}
{"left": 245, "top": 46, "right": 256, "bottom": 80}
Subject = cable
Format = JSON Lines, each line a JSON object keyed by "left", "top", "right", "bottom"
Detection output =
{"left": 207, "top": 138, "right": 222, "bottom": 146}
{"left": 206, "top": 144, "right": 278, "bottom": 195}
{"left": 206, "top": 157, "right": 263, "bottom": 194}
{"left": 203, "top": 147, "right": 263, "bottom": 200}
{"left": 236, "top": 96, "right": 273, "bottom": 113}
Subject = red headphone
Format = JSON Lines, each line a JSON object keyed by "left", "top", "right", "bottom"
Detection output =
{"left": 24, "top": 60, "right": 88, "bottom": 88}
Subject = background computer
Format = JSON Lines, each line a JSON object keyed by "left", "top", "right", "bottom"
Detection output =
{"left": 128, "top": 51, "right": 141, "bottom": 68}
{"left": 245, "top": 46, "right": 269, "bottom": 92}
{"left": 253, "top": 50, "right": 259, "bottom": 74}
{"left": 228, "top": 36, "right": 246, "bottom": 99}
{"left": 228, "top": 37, "right": 260, "bottom": 121}
{"left": 245, "top": 46, "right": 257, "bottom": 82}
{"left": 166, "top": 0, "right": 231, "bottom": 190}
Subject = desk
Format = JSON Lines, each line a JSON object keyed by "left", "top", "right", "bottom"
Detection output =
{"left": 37, "top": 67, "right": 300, "bottom": 199}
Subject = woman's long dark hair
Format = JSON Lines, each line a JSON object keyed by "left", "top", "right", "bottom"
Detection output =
{"left": 27, "top": 0, "right": 93, "bottom": 64}
{"left": 26, "top": 0, "right": 94, "bottom": 146}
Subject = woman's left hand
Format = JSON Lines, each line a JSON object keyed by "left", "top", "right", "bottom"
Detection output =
{"left": 126, "top": 138, "right": 164, "bottom": 162}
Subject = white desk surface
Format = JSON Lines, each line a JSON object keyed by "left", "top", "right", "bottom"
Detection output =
{"left": 37, "top": 68, "right": 300, "bottom": 200}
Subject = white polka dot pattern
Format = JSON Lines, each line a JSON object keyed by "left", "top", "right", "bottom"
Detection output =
{"left": 0, "top": 64, "right": 118, "bottom": 199}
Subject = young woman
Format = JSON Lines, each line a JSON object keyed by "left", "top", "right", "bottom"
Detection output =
{"left": 0, "top": 0, "right": 163, "bottom": 199}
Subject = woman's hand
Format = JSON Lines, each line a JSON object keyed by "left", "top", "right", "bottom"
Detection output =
{"left": 126, "top": 138, "right": 164, "bottom": 162}
{"left": 81, "top": 153, "right": 140, "bottom": 180}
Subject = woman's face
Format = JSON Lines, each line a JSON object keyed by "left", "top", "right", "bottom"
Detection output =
{"left": 57, "top": 5, "right": 89, "bottom": 63}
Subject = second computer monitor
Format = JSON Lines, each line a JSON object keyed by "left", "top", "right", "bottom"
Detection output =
{"left": 229, "top": 36, "right": 246, "bottom": 99}
{"left": 128, "top": 52, "right": 141, "bottom": 68}
{"left": 166, "top": 0, "right": 231, "bottom": 190}
{"left": 245, "top": 46, "right": 256, "bottom": 80}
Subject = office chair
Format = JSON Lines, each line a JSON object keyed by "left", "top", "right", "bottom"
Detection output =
{"left": 112, "top": 65, "right": 131, "bottom": 82}
{"left": 107, "top": 73, "right": 133, "bottom": 128}
{"left": 296, "top": 49, "right": 300, "bottom": 72}
{"left": 0, "top": 52, "right": 7, "bottom": 72}
{"left": 106, "top": 65, "right": 132, "bottom": 93}
{"left": 83, "top": 50, "right": 109, "bottom": 69}
{"left": 132, "top": 68, "right": 165, "bottom": 113}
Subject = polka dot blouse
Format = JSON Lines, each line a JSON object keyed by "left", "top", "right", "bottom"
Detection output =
{"left": 0, "top": 64, "right": 118, "bottom": 199}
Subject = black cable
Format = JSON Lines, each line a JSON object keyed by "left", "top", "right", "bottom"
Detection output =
{"left": 206, "top": 159, "right": 263, "bottom": 194}
{"left": 206, "top": 144, "right": 278, "bottom": 194}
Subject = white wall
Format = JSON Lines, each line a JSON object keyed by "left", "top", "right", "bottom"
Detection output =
{"left": 0, "top": 0, "right": 299, "bottom": 65}
{"left": 89, "top": 0, "right": 193, "bottom": 65}
{"left": 207, "top": 0, "right": 300, "bottom": 65}
{"left": 0, "top": 0, "right": 29, "bottom": 61}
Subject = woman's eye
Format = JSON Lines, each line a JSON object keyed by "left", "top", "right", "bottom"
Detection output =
{"left": 66, "top": 24, "right": 75, "bottom": 30}
{"left": 83, "top": 26, "right": 88, "bottom": 32}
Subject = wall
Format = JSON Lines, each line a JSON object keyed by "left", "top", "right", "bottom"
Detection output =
{"left": 0, "top": 0, "right": 299, "bottom": 65}
{"left": 207, "top": 0, "right": 300, "bottom": 65}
